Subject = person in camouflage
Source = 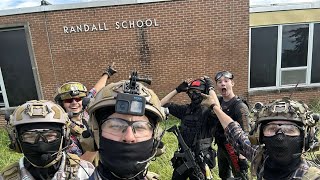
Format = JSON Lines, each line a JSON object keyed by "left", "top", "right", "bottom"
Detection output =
{"left": 54, "top": 64, "right": 117, "bottom": 164}
{"left": 202, "top": 95, "right": 320, "bottom": 179}
{"left": 0, "top": 100, "right": 95, "bottom": 180}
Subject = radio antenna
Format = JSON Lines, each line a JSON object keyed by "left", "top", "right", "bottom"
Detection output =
{"left": 288, "top": 81, "right": 299, "bottom": 99}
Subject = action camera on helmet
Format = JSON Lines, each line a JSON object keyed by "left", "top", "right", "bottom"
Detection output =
{"left": 115, "top": 93, "right": 146, "bottom": 116}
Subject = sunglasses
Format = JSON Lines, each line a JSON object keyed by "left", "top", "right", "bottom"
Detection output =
{"left": 215, "top": 71, "right": 234, "bottom": 81}
{"left": 63, "top": 97, "right": 82, "bottom": 103}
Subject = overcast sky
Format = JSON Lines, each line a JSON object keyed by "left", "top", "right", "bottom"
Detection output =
{"left": 0, "top": 0, "right": 319, "bottom": 10}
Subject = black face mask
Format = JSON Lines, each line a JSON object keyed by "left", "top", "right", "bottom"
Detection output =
{"left": 263, "top": 133, "right": 303, "bottom": 166}
{"left": 188, "top": 91, "right": 203, "bottom": 105}
{"left": 18, "top": 123, "right": 63, "bottom": 168}
{"left": 21, "top": 139, "right": 62, "bottom": 167}
{"left": 99, "top": 137, "right": 154, "bottom": 179}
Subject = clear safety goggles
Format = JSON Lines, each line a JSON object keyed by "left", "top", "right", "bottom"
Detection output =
{"left": 102, "top": 118, "right": 154, "bottom": 138}
{"left": 215, "top": 71, "right": 234, "bottom": 81}
{"left": 20, "top": 129, "right": 61, "bottom": 144}
{"left": 263, "top": 123, "right": 302, "bottom": 137}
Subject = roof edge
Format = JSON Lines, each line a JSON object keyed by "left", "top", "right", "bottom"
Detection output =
{"left": 250, "top": 2, "right": 320, "bottom": 13}
{"left": 0, "top": 0, "right": 171, "bottom": 16}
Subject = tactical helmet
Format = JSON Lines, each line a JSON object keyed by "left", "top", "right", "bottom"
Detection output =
{"left": 250, "top": 97, "right": 319, "bottom": 151}
{"left": 6, "top": 100, "right": 70, "bottom": 167}
{"left": 54, "top": 82, "right": 87, "bottom": 102}
{"left": 189, "top": 79, "right": 206, "bottom": 93}
{"left": 87, "top": 80, "right": 166, "bottom": 149}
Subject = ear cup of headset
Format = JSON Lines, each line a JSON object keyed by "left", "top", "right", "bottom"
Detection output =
{"left": 304, "top": 125, "right": 319, "bottom": 151}
{"left": 6, "top": 127, "right": 22, "bottom": 153}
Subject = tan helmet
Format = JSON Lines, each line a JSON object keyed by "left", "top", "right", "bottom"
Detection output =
{"left": 54, "top": 82, "right": 87, "bottom": 102}
{"left": 87, "top": 80, "right": 166, "bottom": 149}
{"left": 6, "top": 100, "right": 70, "bottom": 166}
{"left": 250, "top": 97, "right": 319, "bottom": 151}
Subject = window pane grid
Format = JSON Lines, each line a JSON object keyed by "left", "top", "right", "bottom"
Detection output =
{"left": 249, "top": 23, "right": 320, "bottom": 90}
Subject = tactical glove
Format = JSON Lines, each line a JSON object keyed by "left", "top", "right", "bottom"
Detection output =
{"left": 102, "top": 63, "right": 117, "bottom": 77}
{"left": 203, "top": 76, "right": 214, "bottom": 94}
{"left": 175, "top": 81, "right": 189, "bottom": 93}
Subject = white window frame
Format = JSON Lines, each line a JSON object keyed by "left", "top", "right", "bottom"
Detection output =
{"left": 249, "top": 22, "right": 320, "bottom": 91}
{"left": 0, "top": 67, "right": 9, "bottom": 108}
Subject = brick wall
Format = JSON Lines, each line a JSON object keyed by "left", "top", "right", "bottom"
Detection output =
{"left": 0, "top": 0, "right": 250, "bottom": 126}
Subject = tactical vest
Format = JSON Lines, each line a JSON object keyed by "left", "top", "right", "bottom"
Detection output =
{"left": 180, "top": 105, "right": 210, "bottom": 149}
{"left": 78, "top": 118, "right": 96, "bottom": 152}
{"left": 0, "top": 153, "right": 81, "bottom": 180}
{"left": 215, "top": 96, "right": 247, "bottom": 146}
{"left": 69, "top": 114, "right": 96, "bottom": 153}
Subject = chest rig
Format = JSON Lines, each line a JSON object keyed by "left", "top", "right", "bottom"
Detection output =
{"left": 180, "top": 105, "right": 208, "bottom": 149}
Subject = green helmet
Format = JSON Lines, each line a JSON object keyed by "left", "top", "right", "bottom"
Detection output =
{"left": 250, "top": 97, "right": 319, "bottom": 151}
{"left": 54, "top": 82, "right": 87, "bottom": 102}
{"left": 87, "top": 80, "right": 167, "bottom": 149}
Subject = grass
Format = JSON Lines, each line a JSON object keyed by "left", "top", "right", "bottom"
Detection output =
{"left": 0, "top": 128, "right": 22, "bottom": 170}
{"left": 2, "top": 98, "right": 320, "bottom": 179}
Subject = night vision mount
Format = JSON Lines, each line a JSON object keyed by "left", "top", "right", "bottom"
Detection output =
{"left": 116, "top": 71, "right": 152, "bottom": 116}
{"left": 124, "top": 71, "right": 152, "bottom": 94}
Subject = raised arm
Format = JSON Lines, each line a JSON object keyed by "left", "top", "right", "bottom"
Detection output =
{"left": 87, "top": 63, "right": 117, "bottom": 98}
{"left": 201, "top": 93, "right": 233, "bottom": 128}
{"left": 160, "top": 78, "right": 191, "bottom": 106}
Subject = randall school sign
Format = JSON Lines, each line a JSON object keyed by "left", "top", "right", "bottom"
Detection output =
{"left": 63, "top": 18, "right": 159, "bottom": 34}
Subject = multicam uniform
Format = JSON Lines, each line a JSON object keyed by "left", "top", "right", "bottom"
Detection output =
{"left": 224, "top": 121, "right": 320, "bottom": 179}
{"left": 0, "top": 100, "right": 95, "bottom": 180}
{"left": 1, "top": 152, "right": 95, "bottom": 180}
{"left": 54, "top": 82, "right": 97, "bottom": 163}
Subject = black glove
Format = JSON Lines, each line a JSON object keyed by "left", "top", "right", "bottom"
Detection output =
{"left": 203, "top": 76, "right": 214, "bottom": 94}
{"left": 238, "top": 158, "right": 249, "bottom": 171}
{"left": 102, "top": 63, "right": 117, "bottom": 77}
{"left": 175, "top": 81, "right": 189, "bottom": 93}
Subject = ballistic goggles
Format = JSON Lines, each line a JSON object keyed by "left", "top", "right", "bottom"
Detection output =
{"left": 215, "top": 71, "right": 234, "bottom": 81}
{"left": 263, "top": 123, "right": 302, "bottom": 137}
{"left": 20, "top": 129, "right": 61, "bottom": 144}
{"left": 101, "top": 118, "right": 154, "bottom": 138}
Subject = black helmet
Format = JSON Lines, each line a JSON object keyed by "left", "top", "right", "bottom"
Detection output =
{"left": 189, "top": 79, "right": 206, "bottom": 93}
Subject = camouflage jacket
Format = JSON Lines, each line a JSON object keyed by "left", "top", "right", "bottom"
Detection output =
{"left": 0, "top": 152, "right": 95, "bottom": 180}
{"left": 224, "top": 121, "right": 320, "bottom": 179}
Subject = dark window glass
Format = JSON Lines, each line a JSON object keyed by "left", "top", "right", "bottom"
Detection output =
{"left": 250, "top": 26, "right": 278, "bottom": 88}
{"left": 311, "top": 23, "right": 320, "bottom": 83}
{"left": 281, "top": 24, "right": 309, "bottom": 68}
{"left": 0, "top": 28, "right": 38, "bottom": 106}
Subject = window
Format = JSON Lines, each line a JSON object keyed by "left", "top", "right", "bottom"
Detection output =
{"left": 0, "top": 27, "right": 39, "bottom": 107}
{"left": 250, "top": 26, "right": 278, "bottom": 88}
{"left": 311, "top": 23, "right": 320, "bottom": 83}
{"left": 0, "top": 68, "right": 9, "bottom": 108}
{"left": 250, "top": 23, "right": 320, "bottom": 89}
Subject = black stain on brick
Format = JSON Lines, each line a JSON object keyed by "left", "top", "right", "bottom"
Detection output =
{"left": 137, "top": 24, "right": 152, "bottom": 76}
